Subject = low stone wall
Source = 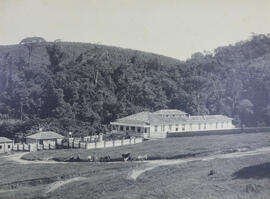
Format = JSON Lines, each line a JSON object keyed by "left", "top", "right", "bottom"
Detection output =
{"left": 11, "top": 137, "right": 144, "bottom": 152}
{"left": 167, "top": 127, "right": 270, "bottom": 138}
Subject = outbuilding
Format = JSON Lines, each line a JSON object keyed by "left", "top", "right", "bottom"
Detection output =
{"left": 26, "top": 131, "right": 64, "bottom": 146}
{"left": 0, "top": 137, "right": 13, "bottom": 153}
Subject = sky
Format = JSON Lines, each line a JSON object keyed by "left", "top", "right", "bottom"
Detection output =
{"left": 0, "top": 0, "right": 270, "bottom": 60}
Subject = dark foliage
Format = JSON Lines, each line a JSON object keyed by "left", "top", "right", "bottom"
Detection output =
{"left": 1, "top": 34, "right": 270, "bottom": 138}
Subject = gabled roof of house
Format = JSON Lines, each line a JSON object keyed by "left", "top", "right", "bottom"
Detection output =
{"left": 0, "top": 137, "right": 13, "bottom": 143}
{"left": 26, "top": 131, "right": 64, "bottom": 140}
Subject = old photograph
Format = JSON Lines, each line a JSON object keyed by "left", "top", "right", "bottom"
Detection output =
{"left": 1, "top": 0, "right": 270, "bottom": 198}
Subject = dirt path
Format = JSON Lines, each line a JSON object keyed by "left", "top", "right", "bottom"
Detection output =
{"left": 2, "top": 152, "right": 65, "bottom": 164}
{"left": 0, "top": 189, "right": 16, "bottom": 194}
{"left": 45, "top": 177, "right": 87, "bottom": 194}
{"left": 129, "top": 146, "right": 270, "bottom": 180}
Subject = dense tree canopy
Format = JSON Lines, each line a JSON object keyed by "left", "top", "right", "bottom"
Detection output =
{"left": 1, "top": 34, "right": 270, "bottom": 138}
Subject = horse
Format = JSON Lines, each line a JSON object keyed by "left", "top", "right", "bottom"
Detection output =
{"left": 137, "top": 154, "right": 148, "bottom": 161}
{"left": 122, "top": 153, "right": 132, "bottom": 162}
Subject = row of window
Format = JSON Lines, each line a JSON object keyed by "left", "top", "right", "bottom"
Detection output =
{"left": 154, "top": 122, "right": 230, "bottom": 132}
{"left": 117, "top": 126, "right": 148, "bottom": 133}
{"left": 161, "top": 114, "right": 185, "bottom": 118}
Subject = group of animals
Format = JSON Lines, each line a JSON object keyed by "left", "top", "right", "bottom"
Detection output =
{"left": 87, "top": 153, "right": 148, "bottom": 162}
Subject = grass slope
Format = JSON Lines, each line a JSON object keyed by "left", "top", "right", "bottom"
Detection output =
{"left": 1, "top": 132, "right": 270, "bottom": 198}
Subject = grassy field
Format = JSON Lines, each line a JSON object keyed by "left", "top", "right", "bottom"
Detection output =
{"left": 23, "top": 132, "right": 270, "bottom": 161}
{"left": 1, "top": 132, "right": 270, "bottom": 199}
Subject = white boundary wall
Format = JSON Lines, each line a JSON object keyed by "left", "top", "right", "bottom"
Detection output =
{"left": 11, "top": 137, "right": 144, "bottom": 152}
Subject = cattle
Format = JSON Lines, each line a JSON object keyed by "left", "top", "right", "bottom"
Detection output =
{"left": 87, "top": 155, "right": 98, "bottom": 162}
{"left": 137, "top": 154, "right": 148, "bottom": 161}
{"left": 122, "top": 153, "right": 132, "bottom": 162}
{"left": 67, "top": 154, "right": 81, "bottom": 162}
{"left": 208, "top": 170, "right": 216, "bottom": 176}
{"left": 99, "top": 155, "right": 111, "bottom": 162}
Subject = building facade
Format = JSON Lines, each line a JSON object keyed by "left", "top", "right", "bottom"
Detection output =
{"left": 110, "top": 109, "right": 234, "bottom": 138}
{"left": 0, "top": 137, "right": 13, "bottom": 153}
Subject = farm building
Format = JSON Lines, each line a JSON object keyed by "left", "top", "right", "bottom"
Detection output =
{"left": 110, "top": 109, "right": 234, "bottom": 138}
{"left": 26, "top": 131, "right": 64, "bottom": 146}
{"left": 0, "top": 137, "right": 13, "bottom": 153}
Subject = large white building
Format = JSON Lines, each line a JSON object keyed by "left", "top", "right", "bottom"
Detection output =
{"left": 110, "top": 109, "right": 234, "bottom": 138}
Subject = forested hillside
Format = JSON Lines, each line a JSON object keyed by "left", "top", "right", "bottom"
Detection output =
{"left": 1, "top": 35, "right": 270, "bottom": 138}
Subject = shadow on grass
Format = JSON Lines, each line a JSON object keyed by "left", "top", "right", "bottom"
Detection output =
{"left": 52, "top": 152, "right": 210, "bottom": 162}
{"left": 165, "top": 151, "right": 210, "bottom": 160}
{"left": 232, "top": 162, "right": 270, "bottom": 179}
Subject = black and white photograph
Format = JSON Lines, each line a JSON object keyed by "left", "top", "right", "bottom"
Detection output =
{"left": 1, "top": 0, "right": 270, "bottom": 198}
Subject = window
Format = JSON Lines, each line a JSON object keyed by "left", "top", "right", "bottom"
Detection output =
{"left": 204, "top": 123, "right": 207, "bottom": 130}
{"left": 216, "top": 122, "right": 218, "bottom": 129}
{"left": 8, "top": 145, "right": 10, "bottom": 149}
{"left": 155, "top": 125, "right": 158, "bottom": 132}
{"left": 131, "top": 126, "right": 135, "bottom": 131}
{"left": 169, "top": 124, "right": 172, "bottom": 131}
{"left": 198, "top": 123, "right": 201, "bottom": 130}
{"left": 221, "top": 123, "right": 223, "bottom": 128}
{"left": 120, "top": 126, "right": 124, "bottom": 131}
{"left": 126, "top": 126, "right": 129, "bottom": 131}
{"left": 0, "top": 145, "right": 2, "bottom": 149}
{"left": 175, "top": 124, "right": 179, "bottom": 131}
{"left": 145, "top": 128, "right": 147, "bottom": 133}
{"left": 182, "top": 124, "right": 185, "bottom": 131}
{"left": 137, "top": 127, "right": 141, "bottom": 132}
{"left": 189, "top": 124, "right": 192, "bottom": 131}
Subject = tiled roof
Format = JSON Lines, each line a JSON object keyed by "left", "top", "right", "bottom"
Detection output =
{"left": 26, "top": 131, "right": 64, "bottom": 140}
{"left": 112, "top": 109, "right": 233, "bottom": 126}
{"left": 154, "top": 109, "right": 187, "bottom": 115}
{"left": 112, "top": 119, "right": 149, "bottom": 126}
{"left": 189, "top": 115, "right": 232, "bottom": 122}
{"left": 116, "top": 112, "right": 151, "bottom": 124}
{"left": 0, "top": 137, "right": 13, "bottom": 143}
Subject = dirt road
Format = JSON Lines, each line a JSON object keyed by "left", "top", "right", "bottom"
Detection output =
{"left": 129, "top": 146, "right": 270, "bottom": 180}
{"left": 45, "top": 177, "right": 87, "bottom": 194}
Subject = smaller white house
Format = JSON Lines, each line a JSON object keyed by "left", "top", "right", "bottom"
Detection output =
{"left": 110, "top": 109, "right": 234, "bottom": 138}
{"left": 0, "top": 137, "right": 13, "bottom": 153}
{"left": 26, "top": 131, "right": 64, "bottom": 146}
